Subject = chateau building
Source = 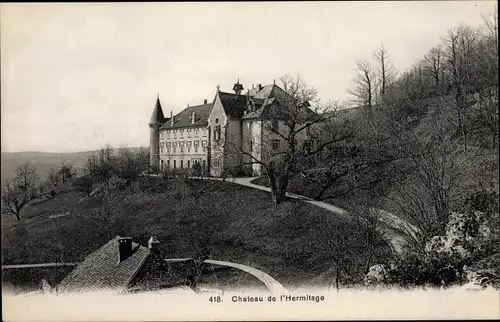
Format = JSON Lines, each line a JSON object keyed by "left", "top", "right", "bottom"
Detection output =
{"left": 149, "top": 80, "right": 314, "bottom": 177}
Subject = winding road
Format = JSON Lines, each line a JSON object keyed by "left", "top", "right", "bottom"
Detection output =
{"left": 192, "top": 176, "right": 419, "bottom": 253}
{"left": 203, "top": 259, "right": 287, "bottom": 293}
{"left": 164, "top": 257, "right": 286, "bottom": 293}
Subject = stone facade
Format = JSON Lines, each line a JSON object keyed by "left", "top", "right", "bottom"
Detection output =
{"left": 149, "top": 80, "right": 315, "bottom": 177}
{"left": 159, "top": 126, "right": 209, "bottom": 171}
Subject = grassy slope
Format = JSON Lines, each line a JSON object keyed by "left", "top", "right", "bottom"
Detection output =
{"left": 2, "top": 178, "right": 386, "bottom": 290}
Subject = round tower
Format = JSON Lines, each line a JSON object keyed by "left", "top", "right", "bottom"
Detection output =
{"left": 149, "top": 94, "right": 165, "bottom": 171}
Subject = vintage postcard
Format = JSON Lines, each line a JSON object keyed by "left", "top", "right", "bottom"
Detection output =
{"left": 1, "top": 1, "right": 499, "bottom": 321}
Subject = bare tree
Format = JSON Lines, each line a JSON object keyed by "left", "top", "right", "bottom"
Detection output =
{"left": 89, "top": 182, "right": 122, "bottom": 240}
{"left": 1, "top": 163, "right": 40, "bottom": 220}
{"left": 348, "top": 59, "right": 375, "bottom": 109}
{"left": 57, "top": 162, "right": 76, "bottom": 184}
{"left": 85, "top": 145, "right": 116, "bottom": 185}
{"left": 423, "top": 46, "right": 445, "bottom": 93}
{"left": 47, "top": 168, "right": 60, "bottom": 187}
{"left": 115, "top": 148, "right": 149, "bottom": 181}
{"left": 374, "top": 44, "right": 397, "bottom": 103}
{"left": 225, "top": 77, "right": 347, "bottom": 205}
{"left": 442, "top": 25, "right": 480, "bottom": 150}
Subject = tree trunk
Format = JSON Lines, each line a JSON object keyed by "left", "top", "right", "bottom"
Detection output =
{"left": 335, "top": 264, "right": 340, "bottom": 292}
{"left": 365, "top": 252, "right": 374, "bottom": 275}
{"left": 267, "top": 171, "right": 279, "bottom": 206}
{"left": 15, "top": 212, "right": 21, "bottom": 221}
{"left": 276, "top": 177, "right": 289, "bottom": 204}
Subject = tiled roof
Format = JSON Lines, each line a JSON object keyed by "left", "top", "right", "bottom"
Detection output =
{"left": 57, "top": 236, "right": 150, "bottom": 293}
{"left": 250, "top": 84, "right": 275, "bottom": 99}
{"left": 242, "top": 91, "right": 317, "bottom": 121}
{"left": 218, "top": 91, "right": 247, "bottom": 119}
{"left": 149, "top": 97, "right": 166, "bottom": 125}
{"left": 128, "top": 257, "right": 198, "bottom": 292}
{"left": 160, "top": 103, "right": 213, "bottom": 129}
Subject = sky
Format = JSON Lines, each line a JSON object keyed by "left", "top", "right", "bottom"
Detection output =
{"left": 1, "top": 1, "right": 497, "bottom": 153}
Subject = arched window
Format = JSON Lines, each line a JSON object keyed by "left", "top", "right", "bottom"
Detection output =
{"left": 214, "top": 118, "right": 221, "bottom": 141}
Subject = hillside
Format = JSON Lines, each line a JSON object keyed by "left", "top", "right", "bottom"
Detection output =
{"left": 0, "top": 147, "right": 148, "bottom": 183}
{"left": 1, "top": 177, "right": 390, "bottom": 292}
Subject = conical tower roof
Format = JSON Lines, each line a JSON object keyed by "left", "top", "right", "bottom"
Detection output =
{"left": 149, "top": 94, "right": 166, "bottom": 126}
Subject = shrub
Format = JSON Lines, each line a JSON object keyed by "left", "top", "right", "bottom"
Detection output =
{"left": 191, "top": 163, "right": 202, "bottom": 177}
{"left": 72, "top": 175, "right": 94, "bottom": 197}
{"left": 373, "top": 209, "right": 499, "bottom": 288}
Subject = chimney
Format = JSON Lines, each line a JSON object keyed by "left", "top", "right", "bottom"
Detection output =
{"left": 170, "top": 111, "right": 174, "bottom": 126}
{"left": 148, "top": 236, "right": 160, "bottom": 253}
{"left": 118, "top": 237, "right": 133, "bottom": 263}
{"left": 191, "top": 111, "right": 196, "bottom": 124}
{"left": 204, "top": 99, "right": 208, "bottom": 104}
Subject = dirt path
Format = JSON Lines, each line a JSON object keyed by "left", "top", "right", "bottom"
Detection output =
{"left": 164, "top": 257, "right": 286, "bottom": 293}
{"left": 204, "top": 259, "right": 287, "bottom": 294}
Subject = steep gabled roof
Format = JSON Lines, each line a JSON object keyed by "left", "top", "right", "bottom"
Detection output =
{"left": 58, "top": 236, "right": 150, "bottom": 293}
{"left": 149, "top": 97, "right": 166, "bottom": 126}
{"left": 243, "top": 90, "right": 317, "bottom": 121}
{"left": 218, "top": 91, "right": 247, "bottom": 119}
{"left": 160, "top": 102, "right": 213, "bottom": 129}
{"left": 250, "top": 84, "right": 275, "bottom": 99}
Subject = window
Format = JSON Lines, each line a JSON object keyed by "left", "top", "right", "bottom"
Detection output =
{"left": 201, "top": 140, "right": 206, "bottom": 147}
{"left": 173, "top": 160, "right": 177, "bottom": 169}
{"left": 214, "top": 118, "right": 221, "bottom": 142}
{"left": 167, "top": 160, "right": 170, "bottom": 168}
{"left": 213, "top": 160, "right": 220, "bottom": 168}
{"left": 202, "top": 160, "right": 206, "bottom": 169}
{"left": 180, "top": 160, "right": 184, "bottom": 168}
{"left": 166, "top": 142, "right": 171, "bottom": 149}
{"left": 249, "top": 140, "right": 253, "bottom": 153}
{"left": 272, "top": 139, "right": 280, "bottom": 151}
{"left": 160, "top": 159, "right": 164, "bottom": 170}
{"left": 187, "top": 160, "right": 191, "bottom": 168}
{"left": 186, "top": 141, "right": 192, "bottom": 147}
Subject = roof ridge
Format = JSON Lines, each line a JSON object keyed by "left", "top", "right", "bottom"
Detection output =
{"left": 122, "top": 249, "right": 151, "bottom": 293}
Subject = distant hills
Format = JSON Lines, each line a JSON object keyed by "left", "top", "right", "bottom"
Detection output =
{"left": 1, "top": 147, "right": 148, "bottom": 183}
